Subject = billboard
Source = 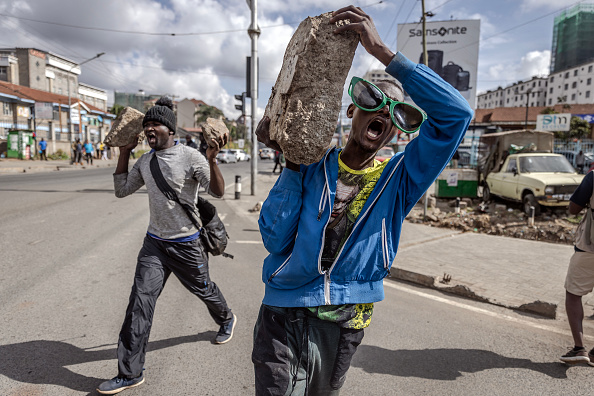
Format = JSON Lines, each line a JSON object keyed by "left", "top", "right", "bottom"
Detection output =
{"left": 536, "top": 113, "right": 571, "bottom": 131}
{"left": 397, "top": 20, "right": 480, "bottom": 109}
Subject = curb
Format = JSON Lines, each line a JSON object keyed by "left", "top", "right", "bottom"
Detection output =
{"left": 388, "top": 267, "right": 558, "bottom": 319}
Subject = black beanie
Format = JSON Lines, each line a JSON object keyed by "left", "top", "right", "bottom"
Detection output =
{"left": 143, "top": 96, "right": 176, "bottom": 133}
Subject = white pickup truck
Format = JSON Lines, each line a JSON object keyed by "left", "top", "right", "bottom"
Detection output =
{"left": 482, "top": 152, "right": 583, "bottom": 215}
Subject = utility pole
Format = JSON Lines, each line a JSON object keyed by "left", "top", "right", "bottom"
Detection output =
{"left": 67, "top": 52, "right": 105, "bottom": 144}
{"left": 247, "top": 0, "right": 260, "bottom": 195}
{"left": 421, "top": 0, "right": 428, "bottom": 66}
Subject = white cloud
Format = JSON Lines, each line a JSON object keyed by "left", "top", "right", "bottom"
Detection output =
{"left": 517, "top": 50, "right": 551, "bottom": 78}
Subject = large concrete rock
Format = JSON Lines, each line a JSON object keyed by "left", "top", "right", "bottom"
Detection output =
{"left": 201, "top": 118, "right": 229, "bottom": 146}
{"left": 263, "top": 12, "right": 359, "bottom": 164}
{"left": 104, "top": 107, "right": 145, "bottom": 147}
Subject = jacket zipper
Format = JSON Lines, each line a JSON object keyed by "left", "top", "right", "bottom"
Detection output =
{"left": 316, "top": 149, "right": 334, "bottom": 305}
{"left": 325, "top": 155, "right": 405, "bottom": 287}
{"left": 267, "top": 253, "right": 292, "bottom": 283}
{"left": 382, "top": 218, "right": 389, "bottom": 270}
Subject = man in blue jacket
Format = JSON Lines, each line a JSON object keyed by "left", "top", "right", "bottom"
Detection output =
{"left": 252, "top": 5, "right": 473, "bottom": 395}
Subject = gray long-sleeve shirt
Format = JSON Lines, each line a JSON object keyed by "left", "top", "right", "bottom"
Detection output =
{"left": 113, "top": 144, "right": 221, "bottom": 240}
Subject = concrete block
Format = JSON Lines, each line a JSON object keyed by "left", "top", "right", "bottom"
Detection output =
{"left": 201, "top": 118, "right": 229, "bottom": 146}
{"left": 263, "top": 12, "right": 359, "bottom": 165}
{"left": 104, "top": 107, "right": 145, "bottom": 147}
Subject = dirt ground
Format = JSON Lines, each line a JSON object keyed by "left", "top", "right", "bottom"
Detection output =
{"left": 407, "top": 196, "right": 580, "bottom": 245}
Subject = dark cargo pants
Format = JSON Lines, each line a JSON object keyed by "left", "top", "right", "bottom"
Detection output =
{"left": 117, "top": 235, "right": 233, "bottom": 378}
{"left": 252, "top": 305, "right": 364, "bottom": 395}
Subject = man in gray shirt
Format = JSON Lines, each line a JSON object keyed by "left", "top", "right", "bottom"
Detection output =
{"left": 98, "top": 97, "right": 235, "bottom": 395}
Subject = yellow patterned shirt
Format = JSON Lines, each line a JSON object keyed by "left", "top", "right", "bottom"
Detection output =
{"left": 310, "top": 153, "right": 389, "bottom": 329}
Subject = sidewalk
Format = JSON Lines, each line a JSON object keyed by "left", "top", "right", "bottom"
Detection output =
{"left": 0, "top": 157, "right": 119, "bottom": 173}
{"left": 225, "top": 171, "right": 583, "bottom": 320}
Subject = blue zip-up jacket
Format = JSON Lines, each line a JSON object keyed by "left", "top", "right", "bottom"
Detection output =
{"left": 258, "top": 52, "right": 473, "bottom": 307}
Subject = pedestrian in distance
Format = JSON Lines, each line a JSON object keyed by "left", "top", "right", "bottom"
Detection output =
{"left": 83, "top": 139, "right": 94, "bottom": 165}
{"left": 74, "top": 139, "right": 83, "bottom": 166}
{"left": 576, "top": 150, "right": 585, "bottom": 174}
{"left": 186, "top": 134, "right": 198, "bottom": 149}
{"left": 97, "top": 96, "right": 236, "bottom": 395}
{"left": 272, "top": 150, "right": 283, "bottom": 174}
{"left": 100, "top": 141, "right": 108, "bottom": 160}
{"left": 560, "top": 169, "right": 594, "bottom": 365}
{"left": 38, "top": 138, "right": 48, "bottom": 161}
{"left": 199, "top": 133, "right": 209, "bottom": 157}
{"left": 96, "top": 141, "right": 102, "bottom": 159}
{"left": 252, "top": 5, "right": 473, "bottom": 395}
{"left": 451, "top": 149, "right": 460, "bottom": 168}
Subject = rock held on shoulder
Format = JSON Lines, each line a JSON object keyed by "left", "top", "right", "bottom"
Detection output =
{"left": 263, "top": 12, "right": 359, "bottom": 165}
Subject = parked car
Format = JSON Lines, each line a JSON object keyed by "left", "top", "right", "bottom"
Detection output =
{"left": 483, "top": 152, "right": 584, "bottom": 215}
{"left": 259, "top": 148, "right": 275, "bottom": 160}
{"left": 375, "top": 147, "right": 395, "bottom": 162}
{"left": 216, "top": 149, "right": 237, "bottom": 163}
{"left": 230, "top": 149, "right": 250, "bottom": 161}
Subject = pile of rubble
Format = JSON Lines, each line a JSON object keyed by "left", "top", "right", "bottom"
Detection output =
{"left": 407, "top": 198, "right": 580, "bottom": 245}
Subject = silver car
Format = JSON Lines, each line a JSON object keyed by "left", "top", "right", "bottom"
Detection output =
{"left": 216, "top": 149, "right": 237, "bottom": 163}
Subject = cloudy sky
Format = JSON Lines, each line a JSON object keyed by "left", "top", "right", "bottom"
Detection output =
{"left": 0, "top": 0, "right": 585, "bottom": 119}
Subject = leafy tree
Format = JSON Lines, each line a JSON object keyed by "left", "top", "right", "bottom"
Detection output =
{"left": 195, "top": 105, "right": 225, "bottom": 124}
{"left": 569, "top": 116, "right": 591, "bottom": 140}
{"left": 110, "top": 104, "right": 125, "bottom": 117}
{"left": 554, "top": 116, "right": 591, "bottom": 140}
{"left": 540, "top": 107, "right": 556, "bottom": 115}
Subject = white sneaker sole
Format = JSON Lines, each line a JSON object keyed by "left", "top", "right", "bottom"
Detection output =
{"left": 215, "top": 314, "right": 237, "bottom": 344}
{"left": 97, "top": 377, "right": 145, "bottom": 395}
{"left": 560, "top": 357, "right": 590, "bottom": 364}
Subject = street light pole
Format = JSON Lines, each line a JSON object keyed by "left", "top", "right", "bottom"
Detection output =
{"left": 247, "top": 0, "right": 260, "bottom": 196}
{"left": 524, "top": 88, "right": 532, "bottom": 130}
{"left": 67, "top": 52, "right": 105, "bottom": 145}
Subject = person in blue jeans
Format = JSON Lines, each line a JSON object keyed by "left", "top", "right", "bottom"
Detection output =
{"left": 83, "top": 140, "right": 94, "bottom": 165}
{"left": 252, "top": 5, "right": 473, "bottom": 395}
{"left": 38, "top": 138, "right": 48, "bottom": 161}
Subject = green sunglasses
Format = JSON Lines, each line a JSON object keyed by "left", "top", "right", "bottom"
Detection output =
{"left": 348, "top": 77, "right": 427, "bottom": 134}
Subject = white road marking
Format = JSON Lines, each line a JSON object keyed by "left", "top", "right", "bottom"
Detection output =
{"left": 384, "top": 281, "right": 588, "bottom": 339}
{"left": 233, "top": 240, "right": 262, "bottom": 244}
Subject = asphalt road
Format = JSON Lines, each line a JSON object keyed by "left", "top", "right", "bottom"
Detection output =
{"left": 2, "top": 160, "right": 594, "bottom": 395}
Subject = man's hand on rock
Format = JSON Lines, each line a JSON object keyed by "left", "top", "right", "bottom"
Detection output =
{"left": 331, "top": 5, "right": 394, "bottom": 66}
{"left": 119, "top": 139, "right": 138, "bottom": 153}
{"left": 206, "top": 132, "right": 228, "bottom": 162}
{"left": 256, "top": 116, "right": 282, "bottom": 152}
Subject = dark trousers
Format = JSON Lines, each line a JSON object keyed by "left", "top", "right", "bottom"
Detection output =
{"left": 117, "top": 235, "right": 233, "bottom": 378}
{"left": 252, "top": 305, "right": 364, "bottom": 395}
{"left": 40, "top": 150, "right": 47, "bottom": 160}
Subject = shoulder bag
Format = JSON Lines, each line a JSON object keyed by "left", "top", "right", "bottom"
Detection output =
{"left": 149, "top": 154, "right": 232, "bottom": 258}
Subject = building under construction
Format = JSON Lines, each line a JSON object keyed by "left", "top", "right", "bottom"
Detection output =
{"left": 551, "top": 3, "right": 594, "bottom": 74}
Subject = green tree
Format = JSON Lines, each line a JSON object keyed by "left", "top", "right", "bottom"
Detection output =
{"left": 569, "top": 116, "right": 591, "bottom": 140}
{"left": 540, "top": 107, "right": 556, "bottom": 115}
{"left": 195, "top": 105, "right": 225, "bottom": 124}
{"left": 554, "top": 116, "right": 591, "bottom": 140}
{"left": 110, "top": 104, "right": 125, "bottom": 117}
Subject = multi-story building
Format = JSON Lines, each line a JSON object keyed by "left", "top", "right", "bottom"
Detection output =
{"left": 0, "top": 48, "right": 108, "bottom": 110}
{"left": 476, "top": 77, "right": 548, "bottom": 110}
{"left": 546, "top": 60, "right": 594, "bottom": 106}
{"left": 551, "top": 3, "right": 594, "bottom": 74}
{"left": 177, "top": 98, "right": 207, "bottom": 129}
{"left": 0, "top": 80, "right": 115, "bottom": 154}
{"left": 362, "top": 69, "right": 399, "bottom": 86}
{"left": 114, "top": 90, "right": 163, "bottom": 112}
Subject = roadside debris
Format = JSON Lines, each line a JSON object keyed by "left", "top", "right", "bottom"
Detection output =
{"left": 408, "top": 198, "right": 579, "bottom": 245}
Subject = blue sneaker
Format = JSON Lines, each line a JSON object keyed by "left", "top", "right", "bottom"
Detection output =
{"left": 97, "top": 372, "right": 145, "bottom": 394}
{"left": 214, "top": 314, "right": 237, "bottom": 344}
